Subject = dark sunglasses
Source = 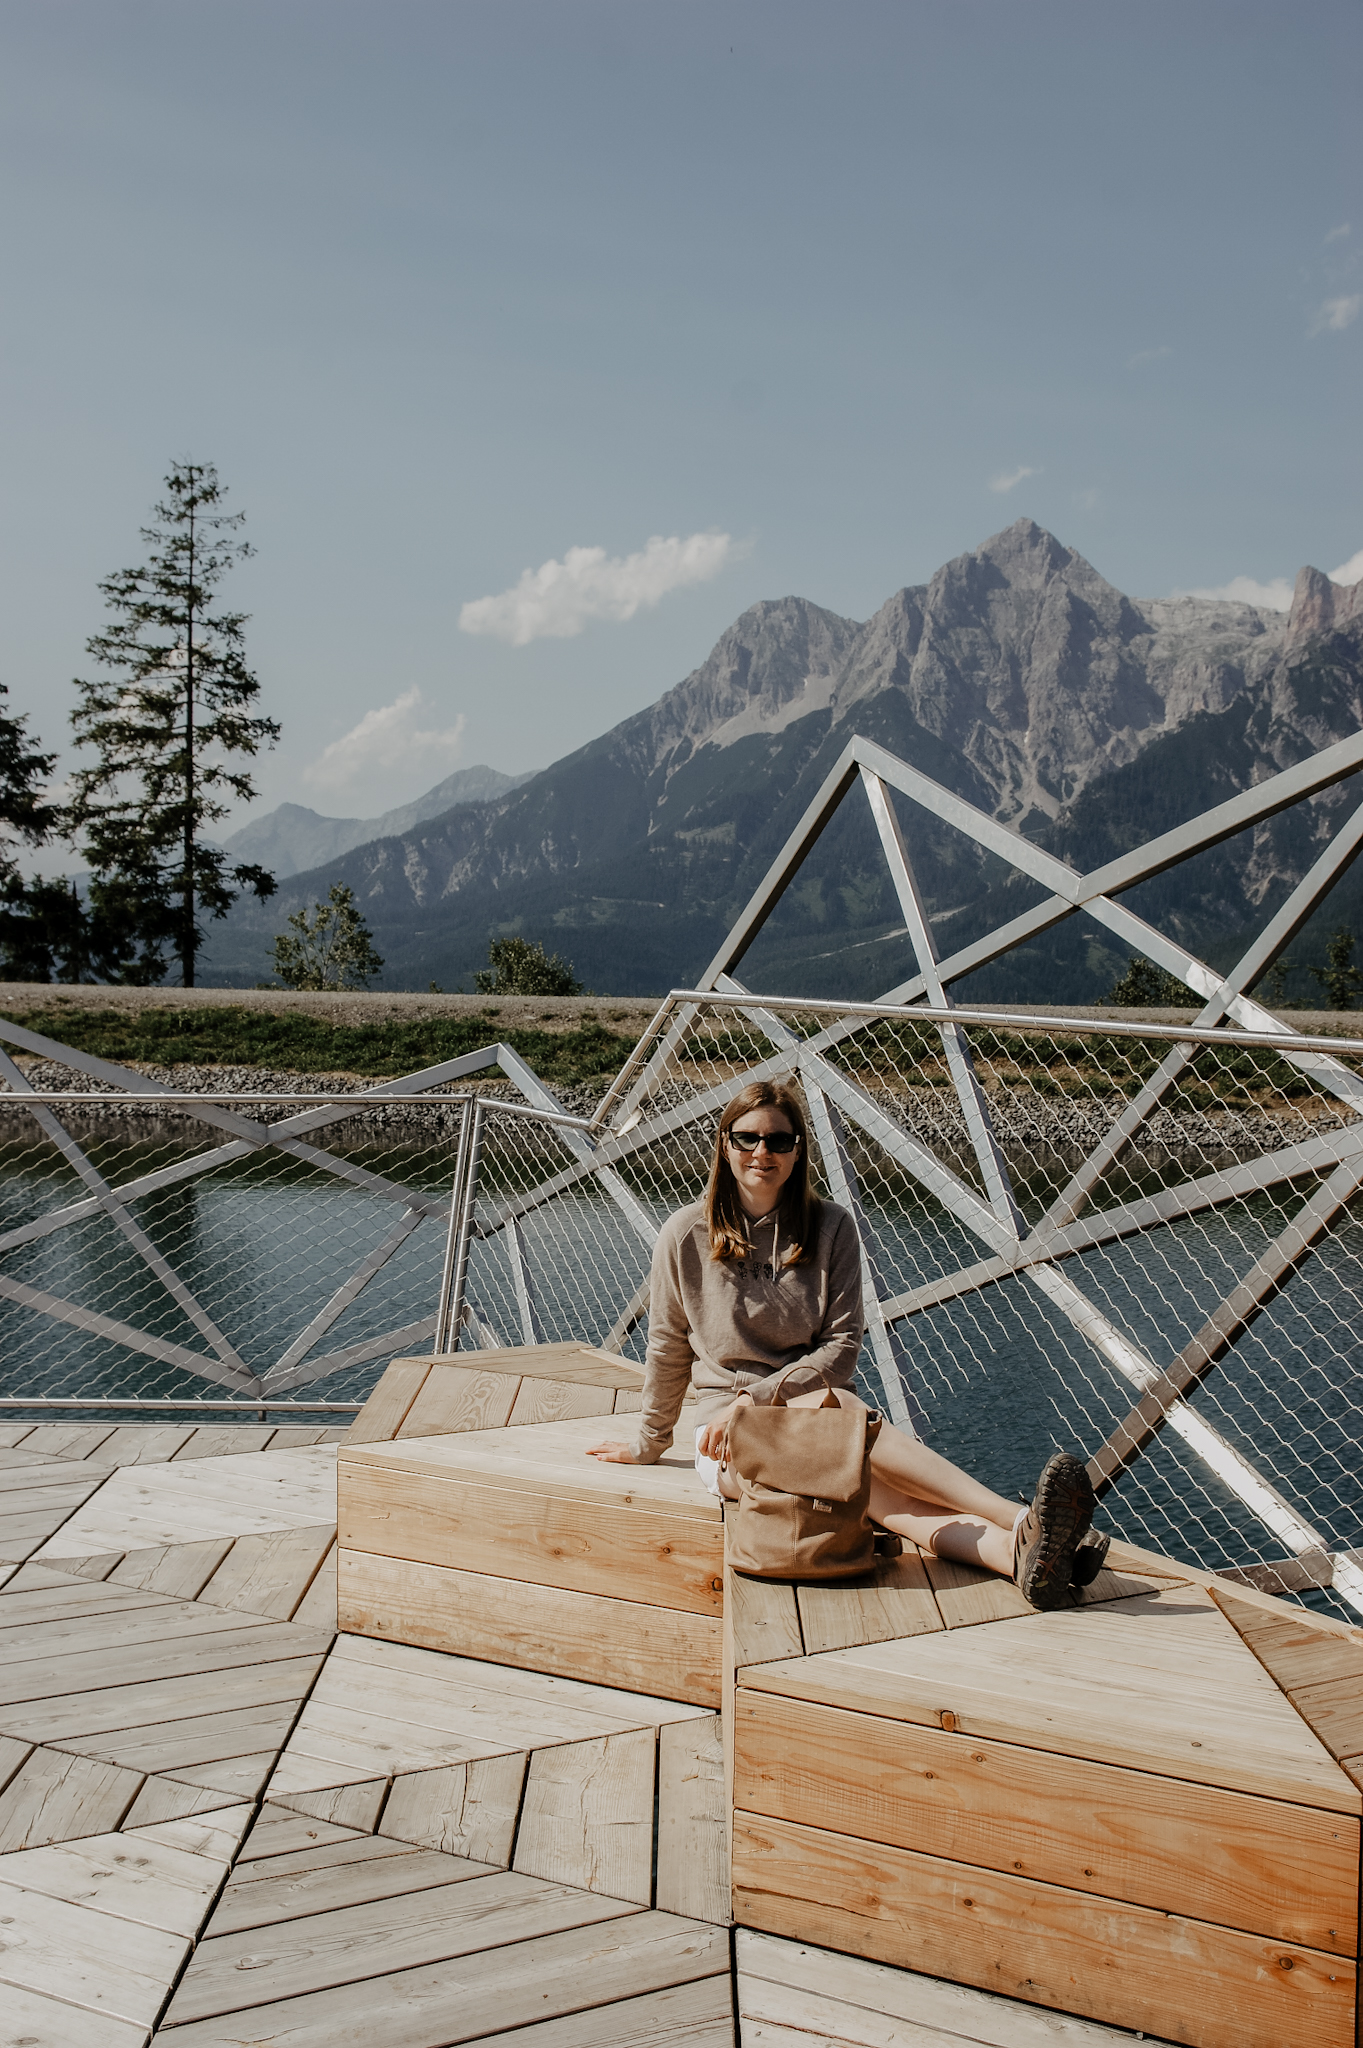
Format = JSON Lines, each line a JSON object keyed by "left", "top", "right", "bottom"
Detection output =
{"left": 726, "top": 1128, "right": 800, "bottom": 1154}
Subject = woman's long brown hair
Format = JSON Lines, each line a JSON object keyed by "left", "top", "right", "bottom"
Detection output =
{"left": 705, "top": 1079, "right": 818, "bottom": 1264}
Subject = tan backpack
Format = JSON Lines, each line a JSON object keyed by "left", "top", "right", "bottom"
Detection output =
{"left": 724, "top": 1365, "right": 882, "bottom": 1580}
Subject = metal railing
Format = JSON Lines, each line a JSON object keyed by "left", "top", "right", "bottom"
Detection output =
{"left": 2, "top": 994, "right": 1362, "bottom": 1618}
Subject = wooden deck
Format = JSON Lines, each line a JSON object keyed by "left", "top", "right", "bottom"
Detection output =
{"left": 3, "top": 1362, "right": 1362, "bottom": 2047}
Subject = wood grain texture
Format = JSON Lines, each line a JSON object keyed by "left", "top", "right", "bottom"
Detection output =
{"left": 1285, "top": 1672, "right": 1363, "bottom": 1766}
{"left": 196, "top": 1523, "right": 336, "bottom": 1620}
{"left": 796, "top": 1551, "right": 944, "bottom": 1656}
{"left": 733, "top": 1689, "right": 1357, "bottom": 1952}
{"left": 157, "top": 1908, "right": 726, "bottom": 2048}
{"left": 396, "top": 1366, "right": 521, "bottom": 1438}
{"left": 161, "top": 1869, "right": 641, "bottom": 2025}
{"left": 338, "top": 1548, "right": 722, "bottom": 1706}
{"left": 736, "top": 1586, "right": 1357, "bottom": 1811}
{"left": 105, "top": 1539, "right": 238, "bottom": 1598}
{"left": 68, "top": 1700, "right": 298, "bottom": 1775}
{"left": 89, "top": 1426, "right": 198, "bottom": 1466}
{"left": 0, "top": 1616, "right": 326, "bottom": 1708}
{"left": 343, "top": 1358, "right": 433, "bottom": 1444}
{"left": 235, "top": 1804, "right": 367, "bottom": 1861}
{"left": 513, "top": 1728, "right": 656, "bottom": 1902}
{"left": 162, "top": 1753, "right": 277, "bottom": 1800}
{"left": 341, "top": 1416, "right": 720, "bottom": 1519}
{"left": 340, "top": 1463, "right": 723, "bottom": 1614}
{"left": 125, "top": 1804, "right": 256, "bottom": 1861}
{"left": 271, "top": 1781, "right": 390, "bottom": 1831}
{"left": 467, "top": 1977, "right": 734, "bottom": 2048}
{"left": 13, "top": 1425, "right": 118, "bottom": 1460}
{"left": 732, "top": 1814, "right": 1356, "bottom": 2048}
{"left": 0, "top": 1871, "right": 189, "bottom": 2026}
{"left": 379, "top": 1753, "right": 529, "bottom": 1864}
{"left": 171, "top": 1427, "right": 280, "bottom": 1459}
{"left": 207, "top": 1840, "right": 493, "bottom": 1937}
{"left": 291, "top": 1540, "right": 337, "bottom": 1627}
{"left": 0, "top": 1982, "right": 151, "bottom": 2047}
{"left": 508, "top": 1378, "right": 617, "bottom": 1425}
{"left": 37, "top": 1445, "right": 339, "bottom": 1558}
{"left": 0, "top": 1745, "right": 144, "bottom": 1851}
{"left": 123, "top": 1775, "right": 245, "bottom": 1827}
{"left": 736, "top": 1928, "right": 1155, "bottom": 2047}
{"left": 656, "top": 1715, "right": 728, "bottom": 1926}
{"left": 3, "top": 1650, "right": 328, "bottom": 1745}
{"left": 921, "top": 1553, "right": 1034, "bottom": 1629}
{"left": 725, "top": 1566, "right": 803, "bottom": 1670}
{"left": 416, "top": 1343, "right": 647, "bottom": 1391}
{"left": 4, "top": 1829, "right": 226, "bottom": 1935}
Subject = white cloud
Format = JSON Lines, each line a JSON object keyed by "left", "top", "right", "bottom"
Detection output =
{"left": 305, "top": 688, "right": 465, "bottom": 799}
{"left": 1179, "top": 575, "right": 1295, "bottom": 611}
{"left": 1309, "top": 294, "right": 1361, "bottom": 336}
{"left": 1330, "top": 548, "right": 1363, "bottom": 586}
{"left": 459, "top": 531, "right": 734, "bottom": 646}
{"left": 1324, "top": 222, "right": 1352, "bottom": 244}
{"left": 987, "top": 466, "right": 1039, "bottom": 495}
{"left": 1126, "top": 344, "right": 1173, "bottom": 367}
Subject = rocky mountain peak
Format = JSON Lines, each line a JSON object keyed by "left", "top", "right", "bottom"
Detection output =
{"left": 1288, "top": 564, "right": 1363, "bottom": 642}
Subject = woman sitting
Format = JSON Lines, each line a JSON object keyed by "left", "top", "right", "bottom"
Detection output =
{"left": 589, "top": 1079, "right": 1105, "bottom": 1608}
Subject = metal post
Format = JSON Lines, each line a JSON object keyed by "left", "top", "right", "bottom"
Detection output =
{"left": 434, "top": 1099, "right": 476, "bottom": 1354}
{"left": 444, "top": 1098, "right": 487, "bottom": 1353}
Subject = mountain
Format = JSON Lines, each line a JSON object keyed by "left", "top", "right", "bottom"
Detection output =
{"left": 200, "top": 520, "right": 1363, "bottom": 1000}
{"left": 220, "top": 765, "right": 532, "bottom": 877}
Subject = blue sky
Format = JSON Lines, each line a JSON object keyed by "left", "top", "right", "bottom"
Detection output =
{"left": 1, "top": 0, "right": 1359, "bottom": 826}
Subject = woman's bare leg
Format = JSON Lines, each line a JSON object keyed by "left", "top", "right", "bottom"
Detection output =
{"left": 868, "top": 1476, "right": 1016, "bottom": 1575}
{"left": 788, "top": 1389, "right": 1022, "bottom": 1532}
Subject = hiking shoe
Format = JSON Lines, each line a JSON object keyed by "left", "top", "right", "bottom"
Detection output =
{"left": 1013, "top": 1452, "right": 1094, "bottom": 1610}
{"left": 1070, "top": 1529, "right": 1111, "bottom": 1588}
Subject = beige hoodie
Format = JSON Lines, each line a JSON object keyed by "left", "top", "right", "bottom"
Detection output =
{"left": 632, "top": 1197, "right": 865, "bottom": 1464}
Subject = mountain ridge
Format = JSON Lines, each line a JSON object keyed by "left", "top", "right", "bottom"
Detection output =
{"left": 201, "top": 520, "right": 1362, "bottom": 1000}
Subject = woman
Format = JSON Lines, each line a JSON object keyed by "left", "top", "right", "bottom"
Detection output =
{"left": 588, "top": 1078, "right": 1104, "bottom": 1609}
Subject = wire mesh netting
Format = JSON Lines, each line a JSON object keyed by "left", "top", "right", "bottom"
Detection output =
{"left": 2, "top": 993, "right": 1361, "bottom": 1618}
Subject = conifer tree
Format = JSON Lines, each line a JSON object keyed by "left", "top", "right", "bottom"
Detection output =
{"left": 67, "top": 461, "right": 280, "bottom": 986}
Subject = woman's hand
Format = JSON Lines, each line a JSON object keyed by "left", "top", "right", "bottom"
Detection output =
{"left": 696, "top": 1390, "right": 752, "bottom": 1463}
{"left": 586, "top": 1440, "right": 637, "bottom": 1463}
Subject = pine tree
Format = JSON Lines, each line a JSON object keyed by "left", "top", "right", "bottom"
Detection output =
{"left": 269, "top": 884, "right": 385, "bottom": 991}
{"left": 67, "top": 461, "right": 280, "bottom": 986}
{"left": 0, "top": 682, "right": 62, "bottom": 978}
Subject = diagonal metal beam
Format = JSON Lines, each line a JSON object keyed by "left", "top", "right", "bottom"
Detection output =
{"left": 861, "top": 770, "right": 1024, "bottom": 1235}
{"left": 1085, "top": 1153, "right": 1363, "bottom": 1498}
{"left": 0, "top": 1272, "right": 257, "bottom": 1391}
{"left": 0, "top": 1050, "right": 257, "bottom": 1389}
{"left": 265, "top": 1315, "right": 439, "bottom": 1395}
{"left": 492, "top": 1044, "right": 661, "bottom": 1249}
{"left": 264, "top": 1206, "right": 427, "bottom": 1384}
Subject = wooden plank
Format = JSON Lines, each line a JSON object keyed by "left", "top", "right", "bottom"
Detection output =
{"left": 0, "top": 1982, "right": 151, "bottom": 2047}
{"left": 1212, "top": 1588, "right": 1363, "bottom": 1713}
{"left": 0, "top": 1460, "right": 102, "bottom": 1494}
{"left": 0, "top": 1590, "right": 284, "bottom": 1664}
{"left": 126, "top": 1804, "right": 256, "bottom": 1861}
{"left": 268, "top": 1426, "right": 334, "bottom": 1448}
{"left": 737, "top": 1586, "right": 1359, "bottom": 1811}
{"left": 613, "top": 1388, "right": 643, "bottom": 1413}
{"left": 0, "top": 1501, "right": 105, "bottom": 1558}
{"left": 921, "top": 1552, "right": 1035, "bottom": 1628}
{"left": 0, "top": 1872, "right": 188, "bottom": 2027}
{"left": 508, "top": 1378, "right": 617, "bottom": 1425}
{"left": 342, "top": 1416, "right": 721, "bottom": 1519}
{"left": 0, "top": 1558, "right": 17, "bottom": 1587}
{"left": 235, "top": 1805, "right": 367, "bottom": 1860}
{"left": 734, "top": 1689, "right": 1358, "bottom": 1952}
{"left": 0, "top": 1617, "right": 328, "bottom": 1707}
{"left": 0, "top": 1477, "right": 108, "bottom": 1513}
{"left": 797, "top": 1551, "right": 944, "bottom": 1656}
{"left": 171, "top": 1428, "right": 278, "bottom": 1459}
{"left": 339, "top": 1548, "right": 722, "bottom": 1707}
{"left": 513, "top": 1730, "right": 656, "bottom": 1903}
{"left": 270, "top": 1711, "right": 471, "bottom": 1794}
{"left": 656, "top": 1715, "right": 728, "bottom": 1925}
{"left": 272, "top": 1781, "right": 389, "bottom": 1830}
{"left": 291, "top": 1539, "right": 337, "bottom": 1627}
{"left": 1287, "top": 1672, "right": 1363, "bottom": 1766}
{"left": 159, "top": 1904, "right": 724, "bottom": 2046}
{"left": 732, "top": 1815, "right": 1356, "bottom": 2048}
{"left": 0, "top": 1424, "right": 35, "bottom": 1445}
{"left": 402, "top": 1342, "right": 646, "bottom": 1392}
{"left": 343, "top": 1358, "right": 434, "bottom": 1444}
{"left": 468, "top": 1978, "right": 734, "bottom": 2048}
{"left": 37, "top": 1445, "right": 339, "bottom": 1557}
{"left": 0, "top": 1731, "right": 34, "bottom": 1791}
{"left": 162, "top": 1870, "right": 642, "bottom": 2025}
{"left": 0, "top": 1746, "right": 144, "bottom": 1851}
{"left": 5, "top": 1829, "right": 225, "bottom": 1934}
{"left": 18, "top": 1424, "right": 118, "bottom": 1459}
{"left": 208, "top": 1841, "right": 494, "bottom": 1937}
{"left": 379, "top": 1754, "right": 528, "bottom": 1863}
{"left": 330, "top": 1630, "right": 707, "bottom": 1727}
{"left": 71, "top": 1701, "right": 298, "bottom": 1774}
{"left": 123, "top": 1776, "right": 248, "bottom": 1827}
{"left": 725, "top": 1566, "right": 803, "bottom": 1669}
{"left": 163, "top": 1754, "right": 279, "bottom": 1801}
{"left": 88, "top": 1426, "right": 198, "bottom": 1466}
{"left": 3, "top": 1652, "right": 328, "bottom": 1745}
{"left": 106, "top": 1538, "right": 236, "bottom": 1598}
{"left": 196, "top": 1523, "right": 336, "bottom": 1620}
{"left": 736, "top": 1927, "right": 1152, "bottom": 2046}
{"left": 0, "top": 1577, "right": 175, "bottom": 1626}
{"left": 30, "top": 1552, "right": 127, "bottom": 1582}
{"left": 395, "top": 1366, "right": 521, "bottom": 1438}
{"left": 227, "top": 1834, "right": 426, "bottom": 1887}
{"left": 341, "top": 1465, "right": 723, "bottom": 1614}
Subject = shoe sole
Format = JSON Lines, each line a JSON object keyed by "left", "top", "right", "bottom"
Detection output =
{"left": 1018, "top": 1453, "right": 1094, "bottom": 1610}
{"left": 1070, "top": 1529, "right": 1111, "bottom": 1588}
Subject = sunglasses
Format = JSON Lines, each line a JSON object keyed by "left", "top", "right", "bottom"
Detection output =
{"left": 725, "top": 1128, "right": 800, "bottom": 1154}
